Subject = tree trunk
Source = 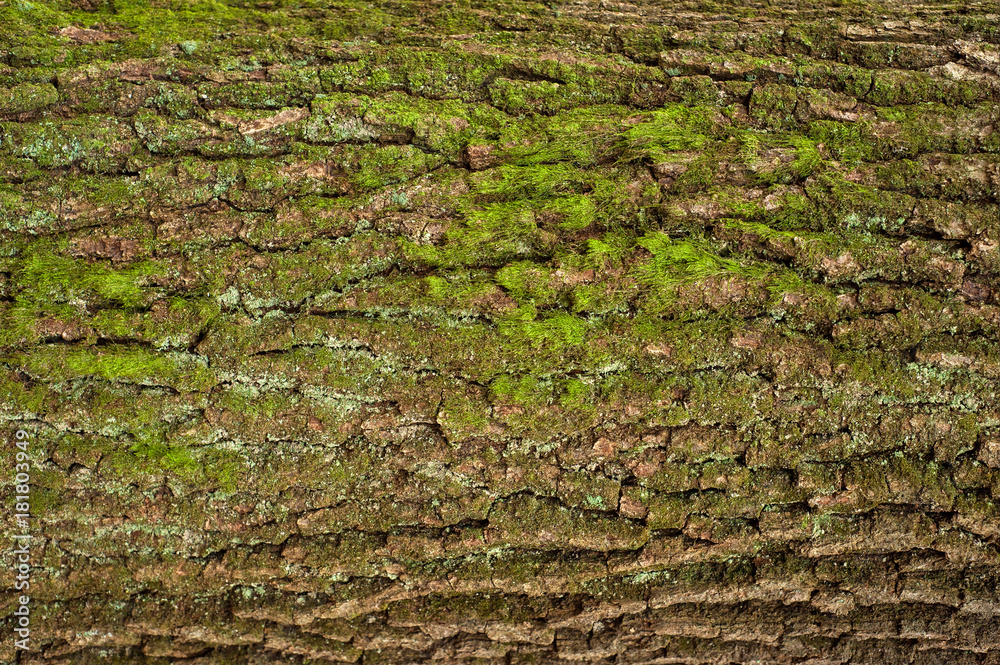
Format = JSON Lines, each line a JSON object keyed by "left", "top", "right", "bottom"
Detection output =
{"left": 2, "top": 0, "right": 1000, "bottom": 662}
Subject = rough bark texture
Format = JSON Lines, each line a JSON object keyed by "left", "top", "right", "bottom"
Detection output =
{"left": 2, "top": 0, "right": 1000, "bottom": 662}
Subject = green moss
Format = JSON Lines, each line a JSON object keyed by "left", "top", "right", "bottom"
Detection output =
{"left": 621, "top": 105, "right": 717, "bottom": 161}
{"left": 0, "top": 371, "right": 49, "bottom": 414}
{"left": 0, "top": 82, "right": 58, "bottom": 115}
{"left": 336, "top": 143, "right": 444, "bottom": 191}
{"left": 11, "top": 345, "right": 216, "bottom": 392}
{"left": 16, "top": 249, "right": 163, "bottom": 308}
{"left": 133, "top": 110, "right": 222, "bottom": 155}
{"left": 308, "top": 92, "right": 503, "bottom": 161}
{"left": 492, "top": 105, "right": 624, "bottom": 166}
{"left": 670, "top": 76, "right": 721, "bottom": 107}
{"left": 633, "top": 232, "right": 744, "bottom": 295}
{"left": 437, "top": 390, "right": 491, "bottom": 442}
{"left": 541, "top": 194, "right": 596, "bottom": 231}
{"left": 488, "top": 78, "right": 575, "bottom": 115}
{"left": 868, "top": 69, "right": 990, "bottom": 108}
{"left": 66, "top": 0, "right": 269, "bottom": 44}
{"left": 748, "top": 83, "right": 799, "bottom": 130}
{"left": 129, "top": 433, "right": 199, "bottom": 474}
{"left": 200, "top": 77, "right": 319, "bottom": 110}
{"left": 405, "top": 200, "right": 547, "bottom": 269}
{"left": 490, "top": 373, "right": 548, "bottom": 406}
{"left": 215, "top": 231, "right": 403, "bottom": 311}
{"left": 0, "top": 303, "right": 47, "bottom": 348}
{"left": 498, "top": 309, "right": 589, "bottom": 353}
{"left": 1, "top": 0, "right": 997, "bottom": 648}
{"left": 584, "top": 229, "right": 635, "bottom": 269}
{"left": 2, "top": 115, "right": 136, "bottom": 173}
{"left": 318, "top": 45, "right": 502, "bottom": 99}
{"left": 807, "top": 120, "right": 876, "bottom": 168}
{"left": 495, "top": 261, "right": 558, "bottom": 305}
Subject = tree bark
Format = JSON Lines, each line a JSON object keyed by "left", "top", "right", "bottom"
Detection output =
{"left": 2, "top": 0, "right": 1000, "bottom": 662}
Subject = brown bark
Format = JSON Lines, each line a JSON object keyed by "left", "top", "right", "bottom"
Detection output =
{"left": 1, "top": 0, "right": 1000, "bottom": 663}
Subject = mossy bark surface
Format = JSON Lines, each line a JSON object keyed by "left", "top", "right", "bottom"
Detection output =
{"left": 2, "top": 0, "right": 1000, "bottom": 662}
